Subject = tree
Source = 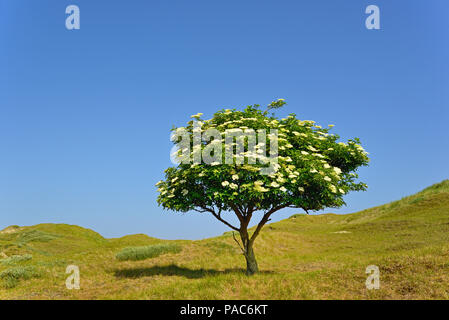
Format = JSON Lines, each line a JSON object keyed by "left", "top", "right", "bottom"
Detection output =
{"left": 156, "top": 99, "right": 369, "bottom": 275}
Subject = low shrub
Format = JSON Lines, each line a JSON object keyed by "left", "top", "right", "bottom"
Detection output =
{"left": 116, "top": 243, "right": 182, "bottom": 261}
{"left": 0, "top": 266, "right": 41, "bottom": 288}
{"left": 0, "top": 254, "right": 33, "bottom": 266}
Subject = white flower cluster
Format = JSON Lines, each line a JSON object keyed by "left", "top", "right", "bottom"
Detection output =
{"left": 159, "top": 107, "right": 366, "bottom": 202}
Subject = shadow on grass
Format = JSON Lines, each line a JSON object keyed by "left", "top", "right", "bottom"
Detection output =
{"left": 114, "top": 264, "right": 274, "bottom": 279}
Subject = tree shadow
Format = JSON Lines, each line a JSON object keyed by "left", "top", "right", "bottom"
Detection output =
{"left": 114, "top": 264, "right": 274, "bottom": 279}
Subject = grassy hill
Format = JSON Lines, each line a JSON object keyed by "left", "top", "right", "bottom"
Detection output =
{"left": 1, "top": 180, "right": 448, "bottom": 299}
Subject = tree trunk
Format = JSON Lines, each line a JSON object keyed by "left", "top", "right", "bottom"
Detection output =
{"left": 231, "top": 206, "right": 281, "bottom": 276}
{"left": 239, "top": 229, "right": 259, "bottom": 275}
{"left": 244, "top": 242, "right": 259, "bottom": 275}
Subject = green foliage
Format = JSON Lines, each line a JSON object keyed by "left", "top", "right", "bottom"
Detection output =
{"left": 157, "top": 99, "right": 369, "bottom": 214}
{"left": 116, "top": 243, "right": 182, "bottom": 261}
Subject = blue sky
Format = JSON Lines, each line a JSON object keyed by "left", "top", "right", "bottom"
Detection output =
{"left": 1, "top": 0, "right": 448, "bottom": 239}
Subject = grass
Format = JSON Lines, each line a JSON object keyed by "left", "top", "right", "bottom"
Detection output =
{"left": 1, "top": 254, "right": 33, "bottom": 266}
{"left": 0, "top": 266, "right": 41, "bottom": 289}
{"left": 116, "top": 244, "right": 182, "bottom": 261}
{"left": 0, "top": 179, "right": 448, "bottom": 299}
{"left": 15, "top": 230, "right": 59, "bottom": 245}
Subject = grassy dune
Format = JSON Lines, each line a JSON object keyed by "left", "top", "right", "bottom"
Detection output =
{"left": 1, "top": 180, "right": 448, "bottom": 299}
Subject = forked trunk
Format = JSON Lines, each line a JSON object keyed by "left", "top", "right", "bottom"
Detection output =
{"left": 232, "top": 207, "right": 280, "bottom": 276}
{"left": 244, "top": 243, "right": 259, "bottom": 275}
{"left": 239, "top": 230, "right": 259, "bottom": 275}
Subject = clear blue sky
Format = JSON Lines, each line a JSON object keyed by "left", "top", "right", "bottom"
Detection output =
{"left": 1, "top": 0, "right": 448, "bottom": 239}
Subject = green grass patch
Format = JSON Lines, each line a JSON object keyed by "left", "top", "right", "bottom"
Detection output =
{"left": 0, "top": 254, "right": 33, "bottom": 266}
{"left": 15, "top": 230, "right": 59, "bottom": 246}
{"left": 202, "top": 241, "right": 235, "bottom": 255}
{"left": 409, "top": 196, "right": 424, "bottom": 205}
{"left": 289, "top": 213, "right": 307, "bottom": 219}
{"left": 116, "top": 243, "right": 182, "bottom": 261}
{"left": 0, "top": 266, "right": 41, "bottom": 289}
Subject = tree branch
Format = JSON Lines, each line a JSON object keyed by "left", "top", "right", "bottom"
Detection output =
{"left": 197, "top": 206, "right": 240, "bottom": 232}
{"left": 232, "top": 232, "right": 245, "bottom": 255}
{"left": 230, "top": 204, "right": 245, "bottom": 223}
{"left": 287, "top": 205, "right": 310, "bottom": 214}
{"left": 249, "top": 205, "right": 286, "bottom": 245}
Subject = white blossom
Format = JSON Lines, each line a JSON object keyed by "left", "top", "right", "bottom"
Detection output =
{"left": 229, "top": 183, "right": 238, "bottom": 190}
{"left": 190, "top": 113, "right": 203, "bottom": 118}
